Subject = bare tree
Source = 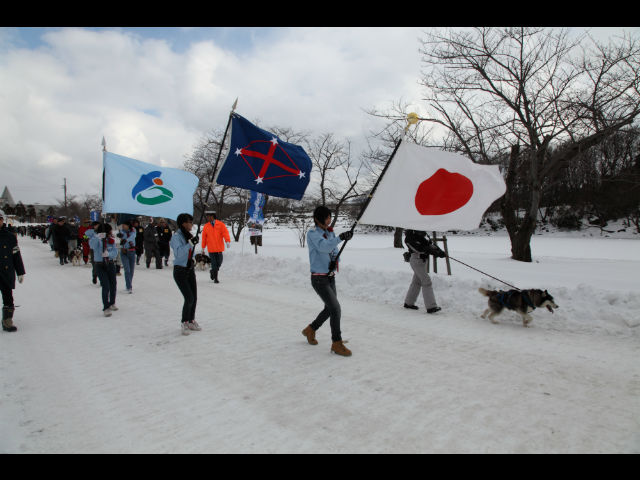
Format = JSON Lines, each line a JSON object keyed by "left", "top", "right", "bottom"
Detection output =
{"left": 307, "top": 133, "right": 364, "bottom": 227}
{"left": 413, "top": 27, "right": 640, "bottom": 261}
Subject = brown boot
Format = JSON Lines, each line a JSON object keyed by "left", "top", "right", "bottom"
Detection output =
{"left": 2, "top": 307, "right": 17, "bottom": 332}
{"left": 331, "top": 340, "right": 351, "bottom": 357}
{"left": 301, "top": 325, "right": 318, "bottom": 345}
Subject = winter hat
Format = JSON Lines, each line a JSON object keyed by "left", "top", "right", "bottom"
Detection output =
{"left": 205, "top": 210, "right": 217, "bottom": 219}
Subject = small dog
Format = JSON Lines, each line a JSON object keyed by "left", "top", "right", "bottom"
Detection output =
{"left": 194, "top": 253, "right": 211, "bottom": 271}
{"left": 479, "top": 287, "right": 558, "bottom": 327}
{"left": 70, "top": 247, "right": 84, "bottom": 266}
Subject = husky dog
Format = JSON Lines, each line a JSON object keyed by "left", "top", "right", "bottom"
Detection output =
{"left": 70, "top": 247, "right": 84, "bottom": 266}
{"left": 194, "top": 253, "right": 211, "bottom": 271}
{"left": 479, "top": 288, "right": 558, "bottom": 327}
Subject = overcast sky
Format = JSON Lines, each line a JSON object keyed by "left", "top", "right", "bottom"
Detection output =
{"left": 0, "top": 27, "right": 636, "bottom": 205}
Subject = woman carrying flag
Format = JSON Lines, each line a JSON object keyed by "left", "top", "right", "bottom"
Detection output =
{"left": 171, "top": 213, "right": 201, "bottom": 336}
{"left": 301, "top": 206, "right": 353, "bottom": 357}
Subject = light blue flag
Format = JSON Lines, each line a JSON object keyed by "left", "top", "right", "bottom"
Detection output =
{"left": 102, "top": 151, "right": 199, "bottom": 220}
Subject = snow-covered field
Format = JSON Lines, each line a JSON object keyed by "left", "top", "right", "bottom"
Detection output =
{"left": 1, "top": 225, "right": 639, "bottom": 453}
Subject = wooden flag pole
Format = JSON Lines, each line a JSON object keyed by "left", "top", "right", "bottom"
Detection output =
{"left": 329, "top": 113, "right": 418, "bottom": 272}
{"left": 195, "top": 98, "right": 238, "bottom": 237}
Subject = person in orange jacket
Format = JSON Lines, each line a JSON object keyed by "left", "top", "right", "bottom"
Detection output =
{"left": 201, "top": 211, "right": 230, "bottom": 283}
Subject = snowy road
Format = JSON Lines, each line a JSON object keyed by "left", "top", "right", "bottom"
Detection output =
{"left": 1, "top": 237, "right": 639, "bottom": 453}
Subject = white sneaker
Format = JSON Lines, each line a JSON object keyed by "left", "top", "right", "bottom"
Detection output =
{"left": 187, "top": 321, "right": 202, "bottom": 331}
{"left": 181, "top": 323, "right": 191, "bottom": 336}
{"left": 103, "top": 309, "right": 112, "bottom": 317}
{"left": 109, "top": 305, "right": 119, "bottom": 311}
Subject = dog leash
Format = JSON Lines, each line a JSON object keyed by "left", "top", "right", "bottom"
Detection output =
{"left": 423, "top": 232, "right": 522, "bottom": 291}
{"left": 446, "top": 255, "right": 521, "bottom": 291}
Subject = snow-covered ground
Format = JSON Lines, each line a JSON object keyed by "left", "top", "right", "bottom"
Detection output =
{"left": 1, "top": 226, "right": 639, "bottom": 453}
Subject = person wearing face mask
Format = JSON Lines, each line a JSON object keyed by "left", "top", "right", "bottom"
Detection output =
{"left": 0, "top": 209, "right": 25, "bottom": 332}
{"left": 301, "top": 205, "right": 353, "bottom": 357}
{"left": 89, "top": 223, "right": 119, "bottom": 317}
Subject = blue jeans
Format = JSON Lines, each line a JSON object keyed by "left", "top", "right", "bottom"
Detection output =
{"left": 310, "top": 275, "right": 342, "bottom": 342}
{"left": 121, "top": 250, "right": 136, "bottom": 290}
{"left": 96, "top": 261, "right": 117, "bottom": 311}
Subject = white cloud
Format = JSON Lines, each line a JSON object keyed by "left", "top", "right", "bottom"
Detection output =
{"left": 6, "top": 27, "right": 632, "bottom": 205}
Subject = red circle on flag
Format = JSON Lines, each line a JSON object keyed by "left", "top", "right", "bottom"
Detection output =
{"left": 415, "top": 169, "right": 473, "bottom": 215}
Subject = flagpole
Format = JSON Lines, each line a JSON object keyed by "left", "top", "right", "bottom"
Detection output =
{"left": 330, "top": 113, "right": 419, "bottom": 271}
{"left": 101, "top": 137, "right": 107, "bottom": 206}
{"left": 195, "top": 98, "right": 238, "bottom": 237}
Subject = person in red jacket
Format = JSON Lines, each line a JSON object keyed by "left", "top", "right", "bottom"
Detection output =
{"left": 78, "top": 219, "right": 92, "bottom": 264}
{"left": 200, "top": 211, "right": 230, "bottom": 283}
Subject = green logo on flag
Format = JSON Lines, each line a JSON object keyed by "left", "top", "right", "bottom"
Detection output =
{"left": 131, "top": 171, "right": 174, "bottom": 205}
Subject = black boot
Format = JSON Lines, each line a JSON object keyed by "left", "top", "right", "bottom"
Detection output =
{"left": 214, "top": 271, "right": 220, "bottom": 284}
{"left": 2, "top": 306, "right": 17, "bottom": 332}
{"left": 404, "top": 303, "right": 419, "bottom": 310}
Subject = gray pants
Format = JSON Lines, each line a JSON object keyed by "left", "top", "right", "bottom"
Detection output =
{"left": 404, "top": 254, "right": 437, "bottom": 309}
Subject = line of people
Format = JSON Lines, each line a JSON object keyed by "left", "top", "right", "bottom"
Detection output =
{"left": 4, "top": 207, "right": 447, "bottom": 357}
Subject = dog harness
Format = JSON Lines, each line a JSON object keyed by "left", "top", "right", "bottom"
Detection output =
{"left": 497, "top": 290, "right": 535, "bottom": 311}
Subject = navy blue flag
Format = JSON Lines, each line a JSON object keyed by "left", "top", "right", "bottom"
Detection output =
{"left": 215, "top": 113, "right": 312, "bottom": 200}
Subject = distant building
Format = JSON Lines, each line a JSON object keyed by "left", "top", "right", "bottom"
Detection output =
{"left": 1, "top": 186, "right": 57, "bottom": 221}
{"left": 1, "top": 186, "right": 15, "bottom": 208}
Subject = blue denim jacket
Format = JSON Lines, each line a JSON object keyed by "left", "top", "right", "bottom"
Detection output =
{"left": 89, "top": 234, "right": 119, "bottom": 262}
{"left": 119, "top": 229, "right": 136, "bottom": 250}
{"left": 170, "top": 230, "right": 193, "bottom": 267}
{"left": 307, "top": 226, "right": 341, "bottom": 274}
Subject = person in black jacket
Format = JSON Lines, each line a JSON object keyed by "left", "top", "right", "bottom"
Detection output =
{"left": 0, "top": 210, "right": 26, "bottom": 332}
{"left": 143, "top": 218, "right": 162, "bottom": 269}
{"left": 403, "top": 230, "right": 446, "bottom": 314}
{"left": 52, "top": 217, "right": 71, "bottom": 265}
{"left": 156, "top": 218, "right": 172, "bottom": 266}
{"left": 132, "top": 218, "right": 145, "bottom": 265}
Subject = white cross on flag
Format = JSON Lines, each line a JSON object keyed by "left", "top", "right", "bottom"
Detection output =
{"left": 358, "top": 141, "right": 506, "bottom": 231}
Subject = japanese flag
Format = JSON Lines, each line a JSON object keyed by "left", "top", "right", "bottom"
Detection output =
{"left": 358, "top": 141, "right": 506, "bottom": 231}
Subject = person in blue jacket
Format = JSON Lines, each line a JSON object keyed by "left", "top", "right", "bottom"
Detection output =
{"left": 118, "top": 221, "right": 137, "bottom": 294}
{"left": 89, "top": 223, "right": 119, "bottom": 317}
{"left": 170, "top": 213, "right": 201, "bottom": 336}
{"left": 301, "top": 206, "right": 353, "bottom": 356}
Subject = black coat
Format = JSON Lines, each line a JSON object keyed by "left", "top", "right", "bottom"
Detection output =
{"left": 0, "top": 226, "right": 26, "bottom": 289}
{"left": 51, "top": 223, "right": 70, "bottom": 249}
{"left": 157, "top": 225, "right": 172, "bottom": 245}
{"left": 404, "top": 231, "right": 444, "bottom": 259}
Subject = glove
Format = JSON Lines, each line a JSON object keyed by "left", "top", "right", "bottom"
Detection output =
{"left": 190, "top": 235, "right": 199, "bottom": 245}
{"left": 116, "top": 233, "right": 124, "bottom": 239}
{"left": 120, "top": 238, "right": 126, "bottom": 246}
{"left": 339, "top": 230, "right": 353, "bottom": 242}
{"left": 18, "top": 275, "right": 24, "bottom": 284}
{"left": 432, "top": 246, "right": 446, "bottom": 258}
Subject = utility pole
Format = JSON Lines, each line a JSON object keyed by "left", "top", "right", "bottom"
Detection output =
{"left": 63, "top": 178, "right": 68, "bottom": 210}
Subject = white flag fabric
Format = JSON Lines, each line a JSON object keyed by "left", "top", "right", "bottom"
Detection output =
{"left": 358, "top": 141, "right": 506, "bottom": 231}
{"left": 102, "top": 151, "right": 199, "bottom": 220}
